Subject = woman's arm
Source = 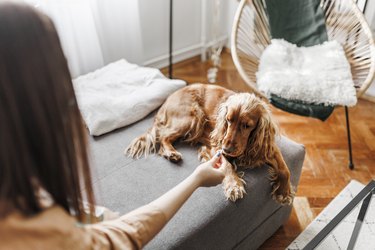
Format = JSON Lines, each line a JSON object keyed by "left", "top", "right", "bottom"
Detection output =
{"left": 148, "top": 151, "right": 224, "bottom": 220}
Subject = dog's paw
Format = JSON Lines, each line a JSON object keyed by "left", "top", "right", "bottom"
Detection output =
{"left": 273, "top": 193, "right": 294, "bottom": 206}
{"left": 224, "top": 184, "right": 246, "bottom": 202}
{"left": 162, "top": 151, "right": 182, "bottom": 162}
{"left": 223, "top": 175, "right": 247, "bottom": 202}
{"left": 198, "top": 155, "right": 208, "bottom": 163}
{"left": 271, "top": 182, "right": 295, "bottom": 206}
{"left": 198, "top": 146, "right": 211, "bottom": 162}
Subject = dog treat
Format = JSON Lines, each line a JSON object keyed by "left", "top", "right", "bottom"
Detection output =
{"left": 215, "top": 150, "right": 222, "bottom": 157}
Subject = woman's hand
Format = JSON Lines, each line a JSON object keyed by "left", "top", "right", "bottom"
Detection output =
{"left": 193, "top": 151, "right": 225, "bottom": 187}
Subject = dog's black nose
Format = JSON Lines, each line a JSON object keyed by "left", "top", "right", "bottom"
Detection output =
{"left": 223, "top": 146, "right": 235, "bottom": 154}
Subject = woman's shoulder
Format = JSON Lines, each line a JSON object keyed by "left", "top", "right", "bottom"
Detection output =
{"left": 0, "top": 206, "right": 90, "bottom": 250}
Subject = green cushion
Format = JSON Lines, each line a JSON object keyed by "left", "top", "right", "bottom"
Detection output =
{"left": 263, "top": 0, "right": 333, "bottom": 120}
{"left": 270, "top": 94, "right": 334, "bottom": 121}
{"left": 265, "top": 0, "right": 328, "bottom": 47}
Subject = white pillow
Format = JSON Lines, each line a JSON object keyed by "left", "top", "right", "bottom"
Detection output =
{"left": 73, "top": 59, "right": 186, "bottom": 136}
{"left": 256, "top": 39, "right": 357, "bottom": 106}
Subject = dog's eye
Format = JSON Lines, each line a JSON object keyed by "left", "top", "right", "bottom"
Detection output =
{"left": 242, "top": 123, "right": 250, "bottom": 129}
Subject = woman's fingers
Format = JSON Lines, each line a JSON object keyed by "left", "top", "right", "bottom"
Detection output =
{"left": 214, "top": 157, "right": 222, "bottom": 169}
{"left": 211, "top": 150, "right": 223, "bottom": 168}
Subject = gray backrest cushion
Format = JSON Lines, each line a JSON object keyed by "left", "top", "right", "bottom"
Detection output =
{"left": 265, "top": 0, "right": 328, "bottom": 47}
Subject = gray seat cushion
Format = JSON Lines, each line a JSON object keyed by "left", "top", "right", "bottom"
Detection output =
{"left": 270, "top": 94, "right": 335, "bottom": 121}
{"left": 89, "top": 112, "right": 305, "bottom": 250}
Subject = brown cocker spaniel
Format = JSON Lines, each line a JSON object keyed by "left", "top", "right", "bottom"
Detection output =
{"left": 126, "top": 84, "right": 294, "bottom": 205}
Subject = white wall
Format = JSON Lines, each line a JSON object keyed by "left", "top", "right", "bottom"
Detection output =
{"left": 140, "top": 0, "right": 201, "bottom": 66}
{"left": 141, "top": 0, "right": 228, "bottom": 68}
{"left": 140, "top": 0, "right": 202, "bottom": 67}
{"left": 226, "top": 0, "right": 239, "bottom": 48}
{"left": 364, "top": 0, "right": 375, "bottom": 32}
{"left": 364, "top": 1, "right": 375, "bottom": 97}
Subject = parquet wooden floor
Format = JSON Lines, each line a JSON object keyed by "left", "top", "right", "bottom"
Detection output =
{"left": 161, "top": 51, "right": 375, "bottom": 249}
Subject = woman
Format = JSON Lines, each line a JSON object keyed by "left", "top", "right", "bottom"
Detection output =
{"left": 0, "top": 3, "right": 225, "bottom": 249}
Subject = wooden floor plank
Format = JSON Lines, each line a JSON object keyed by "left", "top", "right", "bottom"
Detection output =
{"left": 293, "top": 197, "right": 315, "bottom": 228}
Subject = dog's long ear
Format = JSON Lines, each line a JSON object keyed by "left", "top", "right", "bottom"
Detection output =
{"left": 210, "top": 102, "right": 228, "bottom": 149}
{"left": 244, "top": 102, "right": 278, "bottom": 165}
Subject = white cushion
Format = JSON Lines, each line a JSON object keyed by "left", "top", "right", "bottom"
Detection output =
{"left": 256, "top": 39, "right": 357, "bottom": 106}
{"left": 73, "top": 59, "right": 186, "bottom": 136}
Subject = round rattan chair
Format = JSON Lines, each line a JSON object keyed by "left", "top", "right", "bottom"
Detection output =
{"left": 231, "top": 0, "right": 375, "bottom": 169}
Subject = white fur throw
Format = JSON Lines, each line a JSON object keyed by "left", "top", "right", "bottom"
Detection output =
{"left": 256, "top": 39, "right": 357, "bottom": 106}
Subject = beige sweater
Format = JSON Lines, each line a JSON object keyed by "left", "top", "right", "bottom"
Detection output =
{"left": 0, "top": 205, "right": 166, "bottom": 250}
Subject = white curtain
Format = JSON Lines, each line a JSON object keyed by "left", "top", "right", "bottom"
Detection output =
{"left": 23, "top": 0, "right": 143, "bottom": 78}
{"left": 90, "top": 0, "right": 143, "bottom": 67}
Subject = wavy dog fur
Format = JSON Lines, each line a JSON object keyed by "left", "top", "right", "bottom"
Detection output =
{"left": 125, "top": 84, "right": 294, "bottom": 204}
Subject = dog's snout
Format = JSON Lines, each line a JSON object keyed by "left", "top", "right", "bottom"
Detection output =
{"left": 223, "top": 146, "right": 235, "bottom": 154}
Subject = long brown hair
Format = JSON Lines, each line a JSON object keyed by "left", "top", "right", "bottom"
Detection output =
{"left": 0, "top": 2, "right": 95, "bottom": 221}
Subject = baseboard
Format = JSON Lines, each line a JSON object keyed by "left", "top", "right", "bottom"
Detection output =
{"left": 143, "top": 35, "right": 228, "bottom": 69}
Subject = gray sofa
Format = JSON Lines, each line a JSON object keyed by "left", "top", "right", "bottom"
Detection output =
{"left": 89, "top": 113, "right": 305, "bottom": 250}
